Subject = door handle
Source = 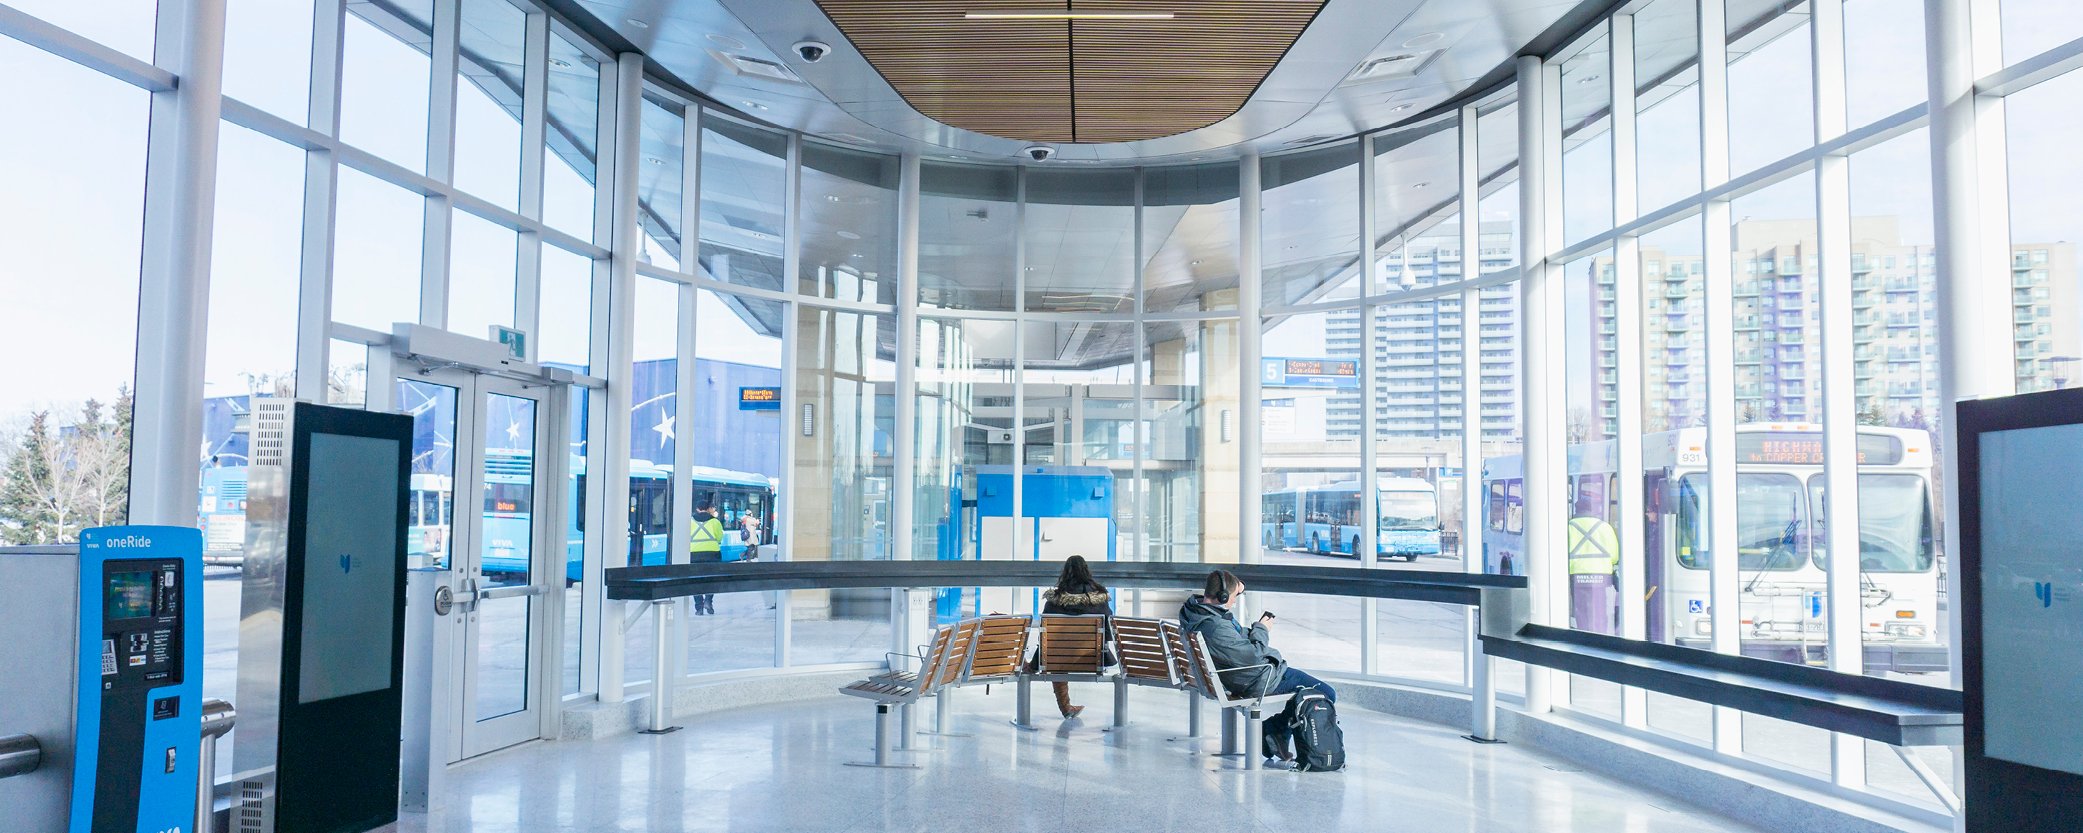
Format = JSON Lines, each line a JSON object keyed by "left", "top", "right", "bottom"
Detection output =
{"left": 477, "top": 584, "right": 545, "bottom": 601}
{"left": 456, "top": 576, "right": 480, "bottom": 614}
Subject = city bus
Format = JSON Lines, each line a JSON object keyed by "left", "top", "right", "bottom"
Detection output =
{"left": 553, "top": 458, "right": 778, "bottom": 582}
{"left": 1481, "top": 424, "right": 1946, "bottom": 674}
{"left": 1260, "top": 477, "right": 1443, "bottom": 561}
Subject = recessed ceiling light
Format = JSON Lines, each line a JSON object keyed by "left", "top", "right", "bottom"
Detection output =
{"left": 964, "top": 11, "right": 1174, "bottom": 20}
{"left": 645, "top": 157, "right": 665, "bottom": 166}
{"left": 706, "top": 33, "right": 746, "bottom": 49}
{"left": 625, "top": 18, "right": 649, "bottom": 29}
{"left": 825, "top": 195, "right": 842, "bottom": 203}
{"left": 1191, "top": 260, "right": 1202, "bottom": 265}
{"left": 837, "top": 230, "right": 862, "bottom": 240}
{"left": 1389, "top": 103, "right": 1414, "bottom": 112}
{"left": 549, "top": 58, "right": 572, "bottom": 69}
{"left": 741, "top": 100, "right": 769, "bottom": 111}
{"left": 1578, "top": 74, "right": 1602, "bottom": 84}
{"left": 1401, "top": 32, "right": 1446, "bottom": 49}
{"left": 1413, "top": 182, "right": 1430, "bottom": 189}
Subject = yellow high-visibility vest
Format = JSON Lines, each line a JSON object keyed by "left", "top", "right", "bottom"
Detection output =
{"left": 691, "top": 516, "right": 725, "bottom": 554}
{"left": 1566, "top": 515, "right": 1620, "bottom": 576}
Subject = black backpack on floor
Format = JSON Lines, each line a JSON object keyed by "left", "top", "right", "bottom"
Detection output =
{"left": 1285, "top": 686, "right": 1345, "bottom": 772}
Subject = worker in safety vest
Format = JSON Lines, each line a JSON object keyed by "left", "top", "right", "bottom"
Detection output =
{"left": 690, "top": 501, "right": 724, "bottom": 615}
{"left": 1566, "top": 515, "right": 1621, "bottom": 635}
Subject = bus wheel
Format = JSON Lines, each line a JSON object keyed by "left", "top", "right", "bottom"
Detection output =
{"left": 1403, "top": 554, "right": 1418, "bottom": 563}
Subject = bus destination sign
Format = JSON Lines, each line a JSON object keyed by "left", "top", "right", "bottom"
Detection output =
{"left": 1736, "top": 432, "right": 1904, "bottom": 466}
{"left": 1261, "top": 357, "right": 1360, "bottom": 389}
{"left": 739, "top": 386, "right": 781, "bottom": 411}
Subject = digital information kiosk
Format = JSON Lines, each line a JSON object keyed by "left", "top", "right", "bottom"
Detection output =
{"left": 1957, "top": 386, "right": 2083, "bottom": 832}
{"left": 0, "top": 526, "right": 202, "bottom": 833}
{"left": 232, "top": 400, "right": 412, "bottom": 833}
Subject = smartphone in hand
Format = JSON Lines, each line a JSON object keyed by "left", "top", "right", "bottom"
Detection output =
{"left": 1259, "top": 611, "right": 1277, "bottom": 622}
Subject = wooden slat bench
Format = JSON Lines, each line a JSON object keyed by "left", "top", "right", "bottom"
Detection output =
{"left": 839, "top": 623, "right": 960, "bottom": 768}
{"left": 1013, "top": 614, "right": 1111, "bottom": 728}
{"left": 1182, "top": 631, "right": 1298, "bottom": 771}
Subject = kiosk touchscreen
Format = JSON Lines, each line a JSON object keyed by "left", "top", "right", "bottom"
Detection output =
{"left": 69, "top": 525, "right": 204, "bottom": 833}
{"left": 1958, "top": 386, "right": 2083, "bottom": 831}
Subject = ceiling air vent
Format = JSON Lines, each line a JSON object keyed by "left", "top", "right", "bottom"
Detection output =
{"left": 1345, "top": 50, "right": 1440, "bottom": 84}
{"left": 706, "top": 49, "right": 802, "bottom": 84}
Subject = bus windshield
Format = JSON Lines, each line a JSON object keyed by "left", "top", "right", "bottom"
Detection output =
{"left": 1379, "top": 493, "right": 1438, "bottom": 530}
{"left": 1808, "top": 474, "right": 1935, "bottom": 573}
{"left": 1675, "top": 473, "right": 1807, "bottom": 571}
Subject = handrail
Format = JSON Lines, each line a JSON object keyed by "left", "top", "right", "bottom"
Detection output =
{"left": 0, "top": 733, "right": 40, "bottom": 780}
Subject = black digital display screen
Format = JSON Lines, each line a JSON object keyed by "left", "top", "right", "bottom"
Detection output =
{"left": 106, "top": 570, "right": 154, "bottom": 619}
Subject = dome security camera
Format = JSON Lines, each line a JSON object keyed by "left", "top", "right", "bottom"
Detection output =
{"left": 1024, "top": 145, "right": 1056, "bottom": 162}
{"left": 793, "top": 41, "right": 831, "bottom": 63}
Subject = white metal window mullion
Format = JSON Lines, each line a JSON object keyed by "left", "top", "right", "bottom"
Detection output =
{"left": 1458, "top": 101, "right": 1489, "bottom": 710}
{"left": 573, "top": 55, "right": 617, "bottom": 701}
{"left": 1238, "top": 154, "right": 1264, "bottom": 567}
{"left": 1609, "top": 9, "right": 1652, "bottom": 730}
{"left": 1358, "top": 133, "right": 1380, "bottom": 677}
{"left": 127, "top": 0, "right": 228, "bottom": 526}
{"left": 418, "top": 0, "right": 461, "bottom": 330}
{"left": 295, "top": 0, "right": 348, "bottom": 399}
{"left": 775, "top": 129, "right": 802, "bottom": 666}
{"left": 892, "top": 151, "right": 921, "bottom": 659}
{"left": 513, "top": 9, "right": 549, "bottom": 354}
{"left": 594, "top": 51, "right": 644, "bottom": 704}
{"left": 1517, "top": 53, "right": 1568, "bottom": 713}
{"left": 1010, "top": 166, "right": 1026, "bottom": 571}
{"left": 1698, "top": 0, "right": 1745, "bottom": 755}
{"left": 1809, "top": 0, "right": 1868, "bottom": 791}
{"left": 0, "top": 4, "right": 176, "bottom": 90}
{"left": 1131, "top": 167, "right": 1147, "bottom": 564}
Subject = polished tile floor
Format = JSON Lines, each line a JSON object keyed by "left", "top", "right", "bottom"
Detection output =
{"left": 383, "top": 685, "right": 1767, "bottom": 833}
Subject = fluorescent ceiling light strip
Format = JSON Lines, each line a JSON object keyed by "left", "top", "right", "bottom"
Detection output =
{"left": 963, "top": 12, "right": 1175, "bottom": 20}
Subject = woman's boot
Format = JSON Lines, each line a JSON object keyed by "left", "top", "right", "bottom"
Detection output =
{"left": 1053, "top": 682, "right": 1083, "bottom": 718}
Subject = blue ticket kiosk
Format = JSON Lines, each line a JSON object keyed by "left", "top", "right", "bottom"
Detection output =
{"left": 69, "top": 525, "right": 203, "bottom": 833}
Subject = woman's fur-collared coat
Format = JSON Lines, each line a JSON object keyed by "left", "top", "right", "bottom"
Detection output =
{"left": 1042, "top": 588, "right": 1111, "bottom": 616}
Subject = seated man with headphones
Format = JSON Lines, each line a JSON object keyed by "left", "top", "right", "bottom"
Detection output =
{"left": 1179, "top": 569, "right": 1338, "bottom": 758}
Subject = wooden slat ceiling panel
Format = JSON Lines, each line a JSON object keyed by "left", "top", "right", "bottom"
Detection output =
{"left": 812, "top": 0, "right": 1327, "bottom": 143}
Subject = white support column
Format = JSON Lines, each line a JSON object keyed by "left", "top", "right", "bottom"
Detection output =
{"left": 1459, "top": 102, "right": 1487, "bottom": 696}
{"left": 294, "top": 0, "right": 346, "bottom": 399}
{"left": 1609, "top": 11, "right": 1651, "bottom": 730}
{"left": 513, "top": 10, "right": 549, "bottom": 345}
{"left": 893, "top": 152, "right": 922, "bottom": 656}
{"left": 776, "top": 130, "right": 802, "bottom": 666}
{"left": 669, "top": 110, "right": 698, "bottom": 575}
{"left": 575, "top": 61, "right": 617, "bottom": 700}
{"left": 596, "top": 52, "right": 645, "bottom": 702}
{"left": 1358, "top": 134, "right": 1381, "bottom": 674}
{"left": 1010, "top": 168, "right": 1026, "bottom": 568}
{"left": 1698, "top": 0, "right": 1744, "bottom": 754}
{"left": 1239, "top": 154, "right": 1264, "bottom": 566}
{"left": 418, "top": 0, "right": 461, "bottom": 329}
{"left": 130, "top": 0, "right": 228, "bottom": 527}
{"left": 1131, "top": 168, "right": 1146, "bottom": 564}
{"left": 1810, "top": 0, "right": 1867, "bottom": 790}
{"left": 1517, "top": 54, "right": 1563, "bottom": 712}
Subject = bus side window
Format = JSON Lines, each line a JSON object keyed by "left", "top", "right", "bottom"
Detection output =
{"left": 1505, "top": 480, "right": 1524, "bottom": 535}
{"left": 573, "top": 474, "right": 588, "bottom": 533}
{"left": 1487, "top": 483, "right": 1506, "bottom": 531}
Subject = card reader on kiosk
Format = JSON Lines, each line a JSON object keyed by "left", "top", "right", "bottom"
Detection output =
{"left": 71, "top": 525, "right": 204, "bottom": 833}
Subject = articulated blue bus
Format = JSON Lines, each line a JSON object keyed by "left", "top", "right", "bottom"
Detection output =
{"left": 484, "top": 455, "right": 778, "bottom": 581}
{"left": 1261, "top": 476, "right": 1442, "bottom": 561}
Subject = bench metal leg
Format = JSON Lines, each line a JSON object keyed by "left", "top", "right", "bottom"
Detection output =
{"left": 919, "top": 690, "right": 970, "bottom": 738}
{"left": 1011, "top": 677, "right": 1037, "bottom": 731}
{"left": 893, "top": 701, "right": 930, "bottom": 752}
{"left": 1169, "top": 695, "right": 1205, "bottom": 743}
{"left": 844, "top": 703, "right": 921, "bottom": 769}
{"left": 1243, "top": 706, "right": 1263, "bottom": 771}
{"left": 1102, "top": 677, "right": 1129, "bottom": 732}
{"left": 1216, "top": 706, "right": 1241, "bottom": 757}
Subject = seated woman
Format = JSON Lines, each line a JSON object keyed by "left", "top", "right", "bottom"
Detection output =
{"left": 1178, "top": 569, "right": 1336, "bottom": 760}
{"left": 1040, "top": 555, "right": 1111, "bottom": 718}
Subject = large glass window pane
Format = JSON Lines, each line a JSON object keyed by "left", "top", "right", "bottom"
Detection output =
{"left": 1843, "top": 0, "right": 1925, "bottom": 128}
{"left": 453, "top": 0, "right": 527, "bottom": 211}
{"left": 1561, "top": 29, "right": 1614, "bottom": 247}
{"left": 798, "top": 143, "right": 898, "bottom": 303}
{"left": 5, "top": 0, "right": 156, "bottom": 61}
{"left": 561, "top": 388, "right": 589, "bottom": 696}
{"left": 538, "top": 245, "right": 594, "bottom": 374}
{"left": 331, "top": 165, "right": 425, "bottom": 330}
{"left": 1372, "top": 117, "right": 1461, "bottom": 293}
{"left": 1022, "top": 321, "right": 1138, "bottom": 564}
{"left": 920, "top": 162, "right": 1018, "bottom": 310}
{"left": 223, "top": 0, "right": 314, "bottom": 124}
{"left": 1259, "top": 307, "right": 1364, "bottom": 673}
{"left": 638, "top": 97, "right": 685, "bottom": 270}
{"left": 688, "top": 290, "right": 785, "bottom": 669}
{"left": 1142, "top": 162, "right": 1241, "bottom": 312}
{"left": 1262, "top": 143, "right": 1363, "bottom": 306}
{"left": 447, "top": 209, "right": 518, "bottom": 339}
{"left": 340, "top": 2, "right": 433, "bottom": 174}
{"left": 1141, "top": 319, "right": 1241, "bottom": 564}
{"left": 913, "top": 317, "right": 1014, "bottom": 567}
{"left": 623, "top": 276, "right": 681, "bottom": 687}
{"left": 1024, "top": 170, "right": 1136, "bottom": 313}
{"left": 543, "top": 35, "right": 600, "bottom": 242}
{"left": 1726, "top": 2, "right": 1814, "bottom": 176}
{"left": 1999, "top": 0, "right": 2083, "bottom": 67}
{"left": 1639, "top": 215, "right": 1711, "bottom": 741}
{"left": 698, "top": 116, "right": 787, "bottom": 291}
{"left": 0, "top": 33, "right": 148, "bottom": 543}
{"left": 792, "top": 309, "right": 896, "bottom": 658}
{"left": 1635, "top": 0, "right": 1702, "bottom": 213}
{"left": 2001, "top": 68, "right": 2083, "bottom": 393}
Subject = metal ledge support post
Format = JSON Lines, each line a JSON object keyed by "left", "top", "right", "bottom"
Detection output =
{"left": 1466, "top": 641, "right": 1501, "bottom": 743}
{"left": 641, "top": 601, "right": 681, "bottom": 734}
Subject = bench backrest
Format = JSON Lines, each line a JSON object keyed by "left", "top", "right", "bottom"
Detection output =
{"left": 1165, "top": 621, "right": 1219, "bottom": 699}
{"left": 1112, "top": 617, "right": 1175, "bottom": 685}
{"left": 961, "top": 615, "right": 1031, "bottom": 683}
{"left": 1184, "top": 631, "right": 1229, "bottom": 701}
{"left": 914, "top": 624, "right": 957, "bottom": 696}
{"left": 1033, "top": 614, "right": 1109, "bottom": 675}
{"left": 931, "top": 619, "right": 980, "bottom": 690}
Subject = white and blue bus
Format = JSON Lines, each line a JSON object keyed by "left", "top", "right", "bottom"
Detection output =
{"left": 1481, "top": 424, "right": 1945, "bottom": 674}
{"left": 1261, "top": 476, "right": 1443, "bottom": 561}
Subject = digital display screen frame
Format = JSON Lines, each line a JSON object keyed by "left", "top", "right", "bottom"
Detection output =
{"left": 104, "top": 570, "right": 154, "bottom": 620}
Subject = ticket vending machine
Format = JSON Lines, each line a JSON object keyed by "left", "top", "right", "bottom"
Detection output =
{"left": 0, "top": 526, "right": 202, "bottom": 833}
{"left": 232, "top": 400, "right": 412, "bottom": 833}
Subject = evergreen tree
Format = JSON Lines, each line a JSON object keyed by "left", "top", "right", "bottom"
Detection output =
{"left": 0, "top": 411, "right": 56, "bottom": 544}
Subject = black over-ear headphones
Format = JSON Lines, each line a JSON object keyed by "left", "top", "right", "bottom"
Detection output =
{"left": 1206, "top": 570, "right": 1235, "bottom": 604}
